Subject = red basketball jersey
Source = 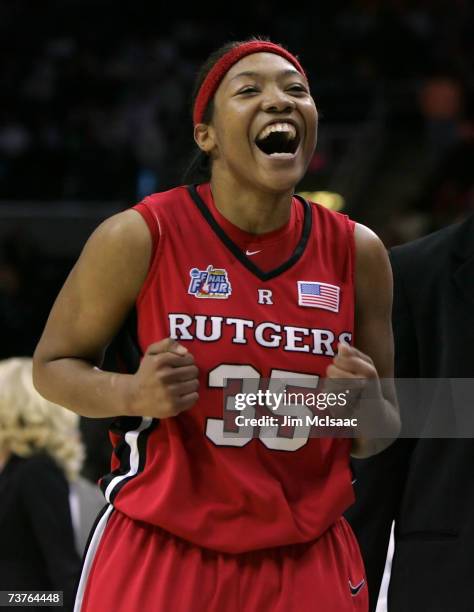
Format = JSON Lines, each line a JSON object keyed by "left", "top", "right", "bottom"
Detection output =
{"left": 99, "top": 183, "right": 356, "bottom": 554}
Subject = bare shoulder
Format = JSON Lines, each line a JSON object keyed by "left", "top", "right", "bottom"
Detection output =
{"left": 77, "top": 209, "right": 152, "bottom": 286}
{"left": 354, "top": 222, "right": 388, "bottom": 264}
{"left": 84, "top": 209, "right": 151, "bottom": 257}
{"left": 354, "top": 222, "right": 391, "bottom": 280}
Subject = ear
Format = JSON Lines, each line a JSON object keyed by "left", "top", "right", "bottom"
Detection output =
{"left": 194, "top": 123, "right": 217, "bottom": 155}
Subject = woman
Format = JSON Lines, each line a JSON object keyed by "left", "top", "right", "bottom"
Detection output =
{"left": 33, "top": 39, "right": 399, "bottom": 611}
{"left": 0, "top": 358, "right": 82, "bottom": 611}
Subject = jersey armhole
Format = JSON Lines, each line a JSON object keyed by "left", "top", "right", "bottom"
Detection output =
{"left": 132, "top": 201, "right": 163, "bottom": 305}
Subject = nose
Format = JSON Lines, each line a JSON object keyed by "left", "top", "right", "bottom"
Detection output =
{"left": 261, "top": 87, "right": 296, "bottom": 113}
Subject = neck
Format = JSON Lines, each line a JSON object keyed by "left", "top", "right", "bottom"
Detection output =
{"left": 210, "top": 173, "right": 293, "bottom": 234}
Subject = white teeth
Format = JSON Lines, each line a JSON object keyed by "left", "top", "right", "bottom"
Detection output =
{"left": 257, "top": 122, "right": 297, "bottom": 141}
{"left": 268, "top": 152, "right": 295, "bottom": 158}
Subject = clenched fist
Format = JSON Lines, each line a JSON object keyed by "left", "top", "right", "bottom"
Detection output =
{"left": 125, "top": 337, "right": 199, "bottom": 418}
{"left": 323, "top": 342, "right": 382, "bottom": 420}
{"left": 326, "top": 342, "right": 378, "bottom": 380}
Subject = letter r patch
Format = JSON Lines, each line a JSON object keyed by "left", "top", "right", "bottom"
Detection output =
{"left": 258, "top": 289, "right": 273, "bottom": 305}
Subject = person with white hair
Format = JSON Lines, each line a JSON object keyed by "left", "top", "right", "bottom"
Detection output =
{"left": 0, "top": 358, "right": 101, "bottom": 610}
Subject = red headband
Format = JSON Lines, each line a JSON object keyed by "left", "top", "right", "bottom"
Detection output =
{"left": 193, "top": 41, "right": 307, "bottom": 126}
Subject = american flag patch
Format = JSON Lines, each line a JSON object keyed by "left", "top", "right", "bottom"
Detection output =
{"left": 297, "top": 281, "right": 340, "bottom": 312}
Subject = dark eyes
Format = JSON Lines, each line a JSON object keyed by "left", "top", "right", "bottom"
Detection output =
{"left": 236, "top": 84, "right": 308, "bottom": 96}
{"left": 288, "top": 84, "right": 307, "bottom": 93}
{"left": 237, "top": 86, "right": 259, "bottom": 94}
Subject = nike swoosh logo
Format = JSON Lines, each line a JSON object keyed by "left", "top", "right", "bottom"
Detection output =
{"left": 349, "top": 578, "right": 365, "bottom": 596}
{"left": 245, "top": 249, "right": 261, "bottom": 256}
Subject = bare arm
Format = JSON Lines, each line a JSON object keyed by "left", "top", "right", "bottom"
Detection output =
{"left": 33, "top": 210, "right": 199, "bottom": 418}
{"left": 327, "top": 223, "right": 400, "bottom": 458}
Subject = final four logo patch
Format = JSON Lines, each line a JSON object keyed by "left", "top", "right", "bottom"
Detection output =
{"left": 188, "top": 265, "right": 232, "bottom": 299}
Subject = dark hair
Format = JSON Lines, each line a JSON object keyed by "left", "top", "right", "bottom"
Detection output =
{"left": 182, "top": 36, "right": 272, "bottom": 184}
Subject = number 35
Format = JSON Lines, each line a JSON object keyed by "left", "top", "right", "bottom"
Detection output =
{"left": 205, "top": 364, "right": 319, "bottom": 452}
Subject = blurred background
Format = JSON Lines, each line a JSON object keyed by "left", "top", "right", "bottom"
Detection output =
{"left": 0, "top": 0, "right": 472, "bottom": 480}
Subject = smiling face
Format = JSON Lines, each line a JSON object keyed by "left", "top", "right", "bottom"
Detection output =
{"left": 194, "top": 52, "right": 318, "bottom": 194}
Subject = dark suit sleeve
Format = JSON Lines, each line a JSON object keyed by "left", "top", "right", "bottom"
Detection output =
{"left": 19, "top": 455, "right": 81, "bottom": 611}
{"left": 389, "top": 248, "right": 420, "bottom": 379}
{"left": 345, "top": 248, "right": 417, "bottom": 612}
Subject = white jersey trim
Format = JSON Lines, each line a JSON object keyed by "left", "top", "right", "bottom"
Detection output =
{"left": 73, "top": 503, "right": 114, "bottom": 612}
{"left": 104, "top": 416, "right": 154, "bottom": 503}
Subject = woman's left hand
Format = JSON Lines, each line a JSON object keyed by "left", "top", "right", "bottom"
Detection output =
{"left": 326, "top": 342, "right": 378, "bottom": 380}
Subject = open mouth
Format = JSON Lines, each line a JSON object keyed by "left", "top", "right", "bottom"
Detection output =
{"left": 255, "top": 122, "right": 300, "bottom": 157}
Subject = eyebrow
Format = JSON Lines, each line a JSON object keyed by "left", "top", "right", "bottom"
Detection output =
{"left": 229, "top": 69, "right": 302, "bottom": 82}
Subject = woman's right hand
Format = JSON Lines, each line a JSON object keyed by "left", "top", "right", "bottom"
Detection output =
{"left": 126, "top": 338, "right": 199, "bottom": 418}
